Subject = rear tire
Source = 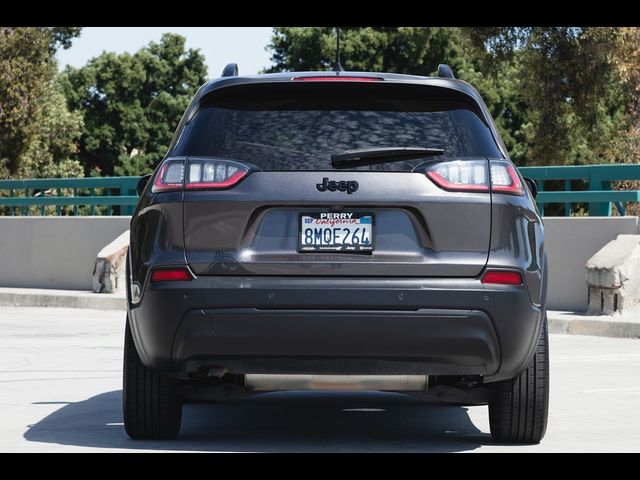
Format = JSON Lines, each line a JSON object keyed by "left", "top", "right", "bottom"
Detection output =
{"left": 123, "top": 319, "right": 183, "bottom": 439}
{"left": 488, "top": 314, "right": 549, "bottom": 444}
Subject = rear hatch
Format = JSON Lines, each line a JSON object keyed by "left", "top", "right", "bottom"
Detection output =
{"left": 170, "top": 79, "right": 504, "bottom": 277}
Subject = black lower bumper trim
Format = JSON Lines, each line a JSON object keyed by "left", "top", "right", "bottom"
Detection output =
{"left": 172, "top": 308, "right": 500, "bottom": 376}
{"left": 128, "top": 276, "right": 542, "bottom": 382}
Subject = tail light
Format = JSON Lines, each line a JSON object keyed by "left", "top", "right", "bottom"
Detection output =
{"left": 426, "top": 160, "right": 490, "bottom": 192}
{"left": 489, "top": 161, "right": 523, "bottom": 195}
{"left": 151, "top": 158, "right": 250, "bottom": 193}
{"left": 481, "top": 270, "right": 523, "bottom": 285}
{"left": 186, "top": 158, "right": 249, "bottom": 190}
{"left": 150, "top": 267, "right": 193, "bottom": 283}
{"left": 151, "top": 160, "right": 185, "bottom": 193}
{"left": 426, "top": 160, "right": 523, "bottom": 195}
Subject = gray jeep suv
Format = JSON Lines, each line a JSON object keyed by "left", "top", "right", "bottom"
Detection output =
{"left": 124, "top": 65, "right": 549, "bottom": 444}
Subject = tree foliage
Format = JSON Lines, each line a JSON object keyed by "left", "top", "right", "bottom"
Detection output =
{"left": 267, "top": 27, "right": 465, "bottom": 76}
{"left": 609, "top": 27, "right": 640, "bottom": 163}
{"left": 17, "top": 81, "right": 84, "bottom": 179}
{"left": 60, "top": 33, "right": 208, "bottom": 176}
{"left": 49, "top": 27, "right": 82, "bottom": 52}
{"left": 0, "top": 27, "right": 82, "bottom": 179}
{"left": 469, "top": 27, "right": 627, "bottom": 166}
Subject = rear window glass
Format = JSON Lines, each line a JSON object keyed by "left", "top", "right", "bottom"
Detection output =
{"left": 172, "top": 83, "right": 504, "bottom": 171}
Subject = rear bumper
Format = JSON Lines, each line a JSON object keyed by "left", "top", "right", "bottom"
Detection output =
{"left": 128, "top": 276, "right": 544, "bottom": 383}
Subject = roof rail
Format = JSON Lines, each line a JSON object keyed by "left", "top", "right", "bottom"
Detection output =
{"left": 437, "top": 64, "right": 455, "bottom": 79}
{"left": 221, "top": 63, "right": 239, "bottom": 77}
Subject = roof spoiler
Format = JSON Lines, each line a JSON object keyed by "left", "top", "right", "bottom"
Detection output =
{"left": 221, "top": 63, "right": 239, "bottom": 77}
{"left": 437, "top": 64, "right": 455, "bottom": 79}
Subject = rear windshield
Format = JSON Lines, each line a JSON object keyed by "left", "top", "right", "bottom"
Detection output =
{"left": 172, "top": 83, "right": 504, "bottom": 171}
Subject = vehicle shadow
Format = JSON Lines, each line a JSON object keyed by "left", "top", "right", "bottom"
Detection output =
{"left": 24, "top": 390, "right": 492, "bottom": 452}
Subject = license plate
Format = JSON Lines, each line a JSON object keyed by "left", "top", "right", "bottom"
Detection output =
{"left": 299, "top": 212, "right": 374, "bottom": 252}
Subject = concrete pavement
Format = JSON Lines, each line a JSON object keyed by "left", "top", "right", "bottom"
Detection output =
{"left": 0, "top": 287, "right": 125, "bottom": 310}
{"left": 0, "top": 306, "right": 639, "bottom": 452}
{"left": 549, "top": 309, "right": 640, "bottom": 338}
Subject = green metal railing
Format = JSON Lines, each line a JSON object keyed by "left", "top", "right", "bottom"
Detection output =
{"left": 0, "top": 177, "right": 140, "bottom": 216}
{"left": 1, "top": 164, "right": 640, "bottom": 216}
{"left": 519, "top": 164, "right": 640, "bottom": 216}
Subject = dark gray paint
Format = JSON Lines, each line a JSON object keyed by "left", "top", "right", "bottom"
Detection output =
{"left": 128, "top": 275, "right": 542, "bottom": 383}
{"left": 128, "top": 70, "right": 547, "bottom": 386}
{"left": 488, "top": 173, "right": 545, "bottom": 306}
{"left": 182, "top": 171, "right": 491, "bottom": 277}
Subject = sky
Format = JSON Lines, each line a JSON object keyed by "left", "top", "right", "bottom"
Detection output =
{"left": 56, "top": 27, "right": 274, "bottom": 78}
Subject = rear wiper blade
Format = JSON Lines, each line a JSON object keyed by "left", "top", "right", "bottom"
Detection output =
{"left": 331, "top": 147, "right": 444, "bottom": 169}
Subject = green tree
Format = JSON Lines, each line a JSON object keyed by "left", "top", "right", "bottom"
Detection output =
{"left": 468, "top": 27, "right": 628, "bottom": 166}
{"left": 267, "top": 27, "right": 461, "bottom": 75}
{"left": 265, "top": 27, "right": 531, "bottom": 164}
{"left": 49, "top": 27, "right": 82, "bottom": 52}
{"left": 17, "top": 81, "right": 84, "bottom": 179}
{"left": 610, "top": 27, "right": 640, "bottom": 164}
{"left": 0, "top": 27, "right": 82, "bottom": 179}
{"left": 60, "top": 33, "right": 208, "bottom": 177}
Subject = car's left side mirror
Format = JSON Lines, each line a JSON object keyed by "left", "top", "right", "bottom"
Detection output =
{"left": 137, "top": 174, "right": 152, "bottom": 196}
{"left": 523, "top": 177, "right": 538, "bottom": 199}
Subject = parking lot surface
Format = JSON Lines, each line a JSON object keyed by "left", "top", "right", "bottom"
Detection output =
{"left": 0, "top": 306, "right": 639, "bottom": 452}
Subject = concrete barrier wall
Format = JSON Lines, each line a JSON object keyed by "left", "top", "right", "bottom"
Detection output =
{"left": 0, "top": 217, "right": 131, "bottom": 290}
{"left": 0, "top": 215, "right": 638, "bottom": 310}
{"left": 543, "top": 217, "right": 640, "bottom": 312}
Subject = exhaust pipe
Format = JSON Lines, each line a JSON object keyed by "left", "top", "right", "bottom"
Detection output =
{"left": 245, "top": 374, "right": 427, "bottom": 391}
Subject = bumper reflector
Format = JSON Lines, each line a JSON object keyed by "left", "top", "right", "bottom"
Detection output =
{"left": 150, "top": 268, "right": 193, "bottom": 283}
{"left": 481, "top": 270, "right": 523, "bottom": 285}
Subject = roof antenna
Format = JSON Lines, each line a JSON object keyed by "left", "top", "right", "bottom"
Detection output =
{"left": 333, "top": 27, "right": 344, "bottom": 72}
